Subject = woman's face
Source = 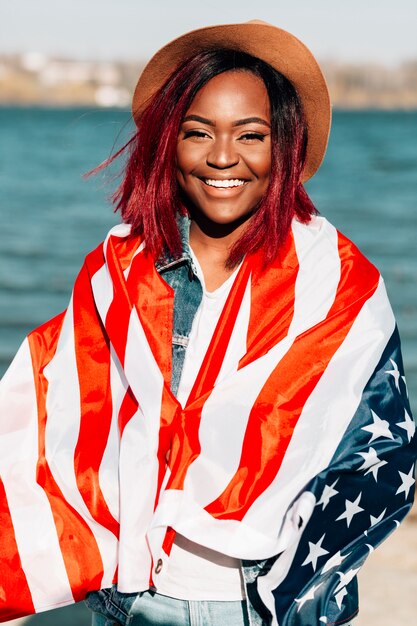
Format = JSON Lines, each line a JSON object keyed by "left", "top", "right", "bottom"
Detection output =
{"left": 176, "top": 70, "right": 271, "bottom": 232}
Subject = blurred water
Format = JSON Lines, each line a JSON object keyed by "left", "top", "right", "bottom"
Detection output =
{"left": 0, "top": 107, "right": 416, "bottom": 411}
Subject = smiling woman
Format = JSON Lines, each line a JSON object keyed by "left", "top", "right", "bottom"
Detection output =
{"left": 0, "top": 19, "right": 415, "bottom": 626}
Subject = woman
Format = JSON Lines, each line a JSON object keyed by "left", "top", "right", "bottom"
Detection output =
{"left": 0, "top": 21, "right": 415, "bottom": 626}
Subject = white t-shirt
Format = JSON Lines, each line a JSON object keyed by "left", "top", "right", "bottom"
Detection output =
{"left": 155, "top": 250, "right": 245, "bottom": 601}
{"left": 176, "top": 251, "right": 242, "bottom": 407}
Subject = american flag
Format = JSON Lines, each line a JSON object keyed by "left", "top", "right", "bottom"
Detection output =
{"left": 0, "top": 216, "right": 415, "bottom": 625}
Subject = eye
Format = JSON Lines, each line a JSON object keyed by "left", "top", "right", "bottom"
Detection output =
{"left": 183, "top": 130, "right": 211, "bottom": 140}
{"left": 239, "top": 132, "right": 267, "bottom": 142}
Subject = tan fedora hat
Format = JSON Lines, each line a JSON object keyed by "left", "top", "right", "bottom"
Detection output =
{"left": 132, "top": 20, "right": 331, "bottom": 182}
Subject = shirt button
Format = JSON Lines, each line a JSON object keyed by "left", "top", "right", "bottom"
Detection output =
{"left": 154, "top": 558, "right": 163, "bottom": 574}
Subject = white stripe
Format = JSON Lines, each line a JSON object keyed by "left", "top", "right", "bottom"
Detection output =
{"left": 244, "top": 278, "right": 395, "bottom": 533}
{"left": 117, "top": 406, "right": 157, "bottom": 592}
{"left": 117, "top": 308, "right": 166, "bottom": 591}
{"left": 91, "top": 260, "right": 114, "bottom": 322}
{"left": 123, "top": 308, "right": 165, "bottom": 424}
{"left": 97, "top": 346, "right": 125, "bottom": 522}
{"left": 91, "top": 263, "right": 126, "bottom": 522}
{"left": 148, "top": 489, "right": 315, "bottom": 561}
{"left": 44, "top": 301, "right": 118, "bottom": 589}
{"left": 289, "top": 217, "right": 341, "bottom": 335}
{"left": 0, "top": 339, "right": 74, "bottom": 610}
{"left": 101, "top": 223, "right": 144, "bottom": 281}
{"left": 104, "top": 223, "right": 131, "bottom": 243}
{"left": 256, "top": 493, "right": 317, "bottom": 626}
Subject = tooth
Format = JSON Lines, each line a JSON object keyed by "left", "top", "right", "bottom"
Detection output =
{"left": 205, "top": 179, "right": 245, "bottom": 188}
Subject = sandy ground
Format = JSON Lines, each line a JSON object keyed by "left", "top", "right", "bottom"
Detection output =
{"left": 355, "top": 505, "right": 417, "bottom": 625}
{"left": 5, "top": 508, "right": 417, "bottom": 625}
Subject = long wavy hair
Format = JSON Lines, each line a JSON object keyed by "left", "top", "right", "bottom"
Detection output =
{"left": 98, "top": 48, "right": 317, "bottom": 267}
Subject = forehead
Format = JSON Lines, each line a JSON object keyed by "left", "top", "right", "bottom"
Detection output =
{"left": 186, "top": 70, "right": 270, "bottom": 119}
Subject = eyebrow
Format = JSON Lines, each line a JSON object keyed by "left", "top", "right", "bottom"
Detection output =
{"left": 182, "top": 114, "right": 270, "bottom": 128}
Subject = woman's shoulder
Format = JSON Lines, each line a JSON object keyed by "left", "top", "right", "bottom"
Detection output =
{"left": 291, "top": 215, "right": 383, "bottom": 308}
{"left": 83, "top": 223, "right": 146, "bottom": 273}
{"left": 293, "top": 215, "right": 379, "bottom": 275}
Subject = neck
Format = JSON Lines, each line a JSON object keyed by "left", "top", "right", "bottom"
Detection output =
{"left": 188, "top": 207, "right": 252, "bottom": 255}
{"left": 189, "top": 220, "right": 246, "bottom": 291}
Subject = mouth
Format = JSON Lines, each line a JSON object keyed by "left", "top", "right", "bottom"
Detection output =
{"left": 202, "top": 178, "right": 248, "bottom": 189}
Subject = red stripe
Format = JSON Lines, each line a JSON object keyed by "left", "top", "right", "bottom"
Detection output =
{"left": 118, "top": 386, "right": 139, "bottom": 436}
{"left": 241, "top": 229, "right": 299, "bottom": 367}
{"left": 0, "top": 478, "right": 35, "bottom": 621}
{"left": 28, "top": 290, "right": 106, "bottom": 600}
{"left": 104, "top": 234, "right": 175, "bottom": 384}
{"left": 109, "top": 231, "right": 144, "bottom": 272}
{"left": 73, "top": 258, "right": 119, "bottom": 537}
{"left": 205, "top": 233, "right": 380, "bottom": 520}
{"left": 126, "top": 249, "right": 175, "bottom": 386}
{"left": 103, "top": 235, "right": 136, "bottom": 366}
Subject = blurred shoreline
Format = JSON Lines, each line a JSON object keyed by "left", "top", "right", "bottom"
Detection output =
{"left": 1, "top": 53, "right": 417, "bottom": 109}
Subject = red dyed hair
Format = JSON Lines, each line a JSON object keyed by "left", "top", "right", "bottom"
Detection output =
{"left": 99, "top": 49, "right": 317, "bottom": 267}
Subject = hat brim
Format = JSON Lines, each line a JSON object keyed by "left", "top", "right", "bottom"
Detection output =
{"left": 132, "top": 21, "right": 331, "bottom": 182}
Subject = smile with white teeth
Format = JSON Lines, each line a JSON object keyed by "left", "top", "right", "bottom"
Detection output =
{"left": 203, "top": 178, "right": 246, "bottom": 188}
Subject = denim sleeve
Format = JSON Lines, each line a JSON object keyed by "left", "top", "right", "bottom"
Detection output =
{"left": 159, "top": 261, "right": 202, "bottom": 396}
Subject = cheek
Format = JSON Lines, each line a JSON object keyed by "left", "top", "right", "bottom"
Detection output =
{"left": 176, "top": 143, "right": 202, "bottom": 178}
{"left": 246, "top": 146, "right": 271, "bottom": 180}
{"left": 176, "top": 153, "right": 191, "bottom": 195}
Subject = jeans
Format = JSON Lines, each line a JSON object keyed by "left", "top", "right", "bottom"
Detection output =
{"left": 88, "top": 589, "right": 250, "bottom": 626}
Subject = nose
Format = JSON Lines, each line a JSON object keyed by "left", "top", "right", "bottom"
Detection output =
{"left": 206, "top": 137, "right": 239, "bottom": 169}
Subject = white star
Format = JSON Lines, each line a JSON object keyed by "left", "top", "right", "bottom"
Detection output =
{"left": 356, "top": 447, "right": 388, "bottom": 481}
{"left": 394, "top": 520, "right": 400, "bottom": 528}
{"left": 386, "top": 358, "right": 401, "bottom": 391}
{"left": 362, "top": 410, "right": 394, "bottom": 443}
{"left": 335, "top": 586, "right": 348, "bottom": 610}
{"left": 319, "top": 618, "right": 328, "bottom": 624}
{"left": 365, "top": 544, "right": 374, "bottom": 554}
{"left": 336, "top": 493, "right": 364, "bottom": 527}
{"left": 295, "top": 583, "right": 322, "bottom": 611}
{"left": 334, "top": 567, "right": 361, "bottom": 594}
{"left": 401, "top": 375, "right": 408, "bottom": 397}
{"left": 397, "top": 409, "right": 416, "bottom": 443}
{"left": 396, "top": 465, "right": 415, "bottom": 500}
{"left": 302, "top": 534, "right": 329, "bottom": 571}
{"left": 321, "top": 550, "right": 350, "bottom": 574}
{"left": 370, "top": 508, "right": 387, "bottom": 527}
{"left": 366, "top": 460, "right": 388, "bottom": 481}
{"left": 316, "top": 479, "right": 339, "bottom": 510}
